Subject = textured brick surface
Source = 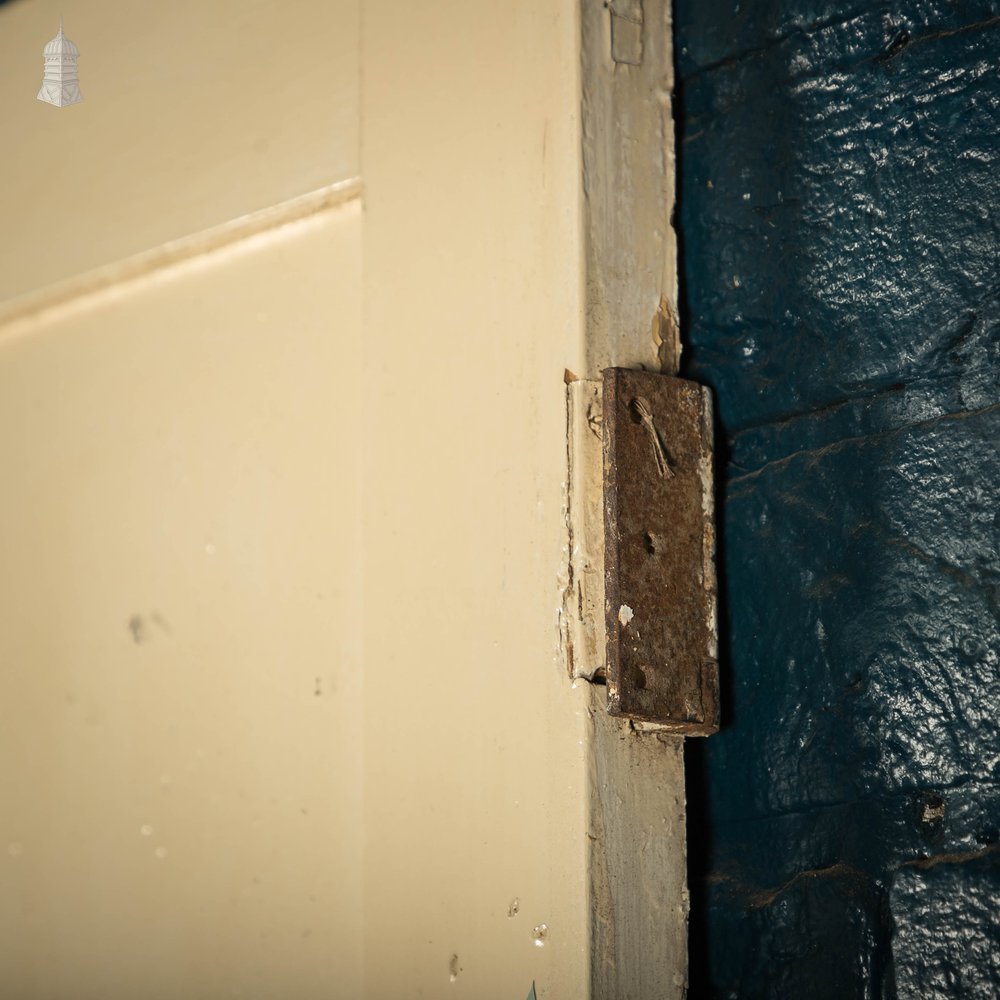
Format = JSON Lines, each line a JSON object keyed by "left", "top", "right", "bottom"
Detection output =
{"left": 677, "top": 2, "right": 1000, "bottom": 995}
{"left": 891, "top": 853, "right": 1000, "bottom": 999}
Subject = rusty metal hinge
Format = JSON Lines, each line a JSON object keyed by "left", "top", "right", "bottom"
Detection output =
{"left": 603, "top": 368, "right": 719, "bottom": 734}
{"left": 562, "top": 368, "right": 719, "bottom": 735}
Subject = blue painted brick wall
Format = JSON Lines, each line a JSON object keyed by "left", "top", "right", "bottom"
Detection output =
{"left": 675, "top": 2, "right": 1000, "bottom": 996}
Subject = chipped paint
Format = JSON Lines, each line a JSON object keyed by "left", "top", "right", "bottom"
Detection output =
{"left": 561, "top": 379, "right": 606, "bottom": 681}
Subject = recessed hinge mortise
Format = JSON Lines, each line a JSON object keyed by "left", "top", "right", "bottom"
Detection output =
{"left": 607, "top": 1, "right": 644, "bottom": 66}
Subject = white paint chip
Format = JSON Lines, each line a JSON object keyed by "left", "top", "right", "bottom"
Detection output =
{"left": 618, "top": 604, "right": 634, "bottom": 626}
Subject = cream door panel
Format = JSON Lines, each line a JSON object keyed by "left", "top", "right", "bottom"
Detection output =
{"left": 0, "top": 0, "right": 688, "bottom": 995}
{"left": 0, "top": 0, "right": 359, "bottom": 305}
{"left": 360, "top": 2, "right": 591, "bottom": 996}
{"left": 0, "top": 202, "right": 364, "bottom": 1000}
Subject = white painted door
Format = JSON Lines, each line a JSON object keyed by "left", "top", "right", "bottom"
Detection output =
{"left": 0, "top": 3, "right": 688, "bottom": 997}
